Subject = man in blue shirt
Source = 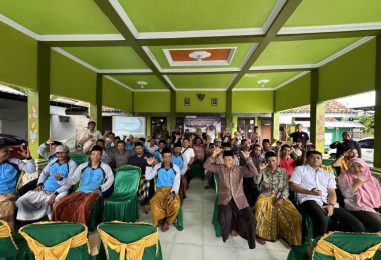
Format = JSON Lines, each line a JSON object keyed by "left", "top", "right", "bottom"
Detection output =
{"left": 0, "top": 144, "right": 36, "bottom": 231}
{"left": 16, "top": 145, "right": 77, "bottom": 221}
{"left": 52, "top": 145, "right": 114, "bottom": 226}
{"left": 146, "top": 148, "right": 180, "bottom": 232}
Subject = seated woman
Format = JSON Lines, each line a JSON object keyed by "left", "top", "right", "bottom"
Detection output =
{"left": 52, "top": 145, "right": 114, "bottom": 226}
{"left": 338, "top": 158, "right": 381, "bottom": 231}
{"left": 145, "top": 148, "right": 181, "bottom": 232}
{"left": 254, "top": 151, "right": 302, "bottom": 246}
{"left": 16, "top": 145, "right": 77, "bottom": 222}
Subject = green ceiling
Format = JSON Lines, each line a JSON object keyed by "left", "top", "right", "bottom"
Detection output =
{"left": 167, "top": 74, "right": 235, "bottom": 89}
{"left": 0, "top": 0, "right": 380, "bottom": 93}
{"left": 235, "top": 72, "right": 301, "bottom": 89}
{"left": 62, "top": 47, "right": 149, "bottom": 69}
{"left": 284, "top": 0, "right": 381, "bottom": 27}
{"left": 0, "top": 1, "right": 118, "bottom": 34}
{"left": 119, "top": 0, "right": 277, "bottom": 32}
{"left": 253, "top": 38, "right": 361, "bottom": 66}
{"left": 113, "top": 75, "right": 167, "bottom": 90}
{"left": 148, "top": 43, "right": 254, "bottom": 69}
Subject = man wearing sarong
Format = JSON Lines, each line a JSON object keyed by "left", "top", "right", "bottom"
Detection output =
{"left": 171, "top": 143, "right": 187, "bottom": 201}
{"left": 52, "top": 145, "right": 114, "bottom": 226}
{"left": 203, "top": 147, "right": 257, "bottom": 249}
{"left": 145, "top": 148, "right": 181, "bottom": 232}
{"left": 0, "top": 144, "right": 36, "bottom": 231}
{"left": 129, "top": 142, "right": 152, "bottom": 213}
{"left": 16, "top": 145, "right": 77, "bottom": 222}
{"left": 254, "top": 151, "right": 302, "bottom": 246}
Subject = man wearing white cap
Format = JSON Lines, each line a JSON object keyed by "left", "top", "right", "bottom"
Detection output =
{"left": 16, "top": 145, "right": 77, "bottom": 221}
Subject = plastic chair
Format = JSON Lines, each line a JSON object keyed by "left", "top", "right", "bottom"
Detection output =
{"left": 70, "top": 153, "right": 89, "bottom": 165}
{"left": 0, "top": 220, "right": 18, "bottom": 259}
{"left": 17, "top": 221, "right": 91, "bottom": 260}
{"left": 103, "top": 165, "right": 141, "bottom": 222}
{"left": 212, "top": 173, "right": 222, "bottom": 237}
{"left": 98, "top": 221, "right": 162, "bottom": 260}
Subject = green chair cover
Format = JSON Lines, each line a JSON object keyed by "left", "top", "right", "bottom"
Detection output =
{"left": 190, "top": 163, "right": 203, "bottom": 180}
{"left": 311, "top": 232, "right": 381, "bottom": 260}
{"left": 0, "top": 221, "right": 18, "bottom": 260}
{"left": 322, "top": 159, "right": 335, "bottom": 166}
{"left": 212, "top": 174, "right": 222, "bottom": 237}
{"left": 103, "top": 165, "right": 141, "bottom": 222}
{"left": 98, "top": 222, "right": 162, "bottom": 260}
{"left": 174, "top": 205, "right": 183, "bottom": 231}
{"left": 70, "top": 153, "right": 90, "bottom": 165}
{"left": 16, "top": 222, "right": 91, "bottom": 260}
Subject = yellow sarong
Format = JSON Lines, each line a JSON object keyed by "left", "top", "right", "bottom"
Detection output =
{"left": 150, "top": 187, "right": 180, "bottom": 226}
{"left": 254, "top": 194, "right": 302, "bottom": 246}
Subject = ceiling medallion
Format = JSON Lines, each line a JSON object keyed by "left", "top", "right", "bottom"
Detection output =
{"left": 188, "top": 51, "right": 212, "bottom": 63}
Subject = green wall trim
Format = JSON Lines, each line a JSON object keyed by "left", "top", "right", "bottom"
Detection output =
{"left": 232, "top": 91, "right": 274, "bottom": 113}
{"left": 176, "top": 91, "right": 226, "bottom": 113}
{"left": 318, "top": 39, "right": 376, "bottom": 102}
{"left": 0, "top": 21, "right": 37, "bottom": 89}
{"left": 134, "top": 92, "right": 170, "bottom": 113}
{"left": 102, "top": 76, "right": 132, "bottom": 112}
{"left": 274, "top": 73, "right": 311, "bottom": 112}
{"left": 50, "top": 50, "right": 97, "bottom": 103}
{"left": 374, "top": 36, "right": 381, "bottom": 168}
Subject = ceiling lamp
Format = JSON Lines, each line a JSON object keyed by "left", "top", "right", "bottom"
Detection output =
{"left": 188, "top": 51, "right": 211, "bottom": 63}
{"left": 137, "top": 81, "right": 148, "bottom": 89}
{"left": 257, "top": 79, "right": 270, "bottom": 88}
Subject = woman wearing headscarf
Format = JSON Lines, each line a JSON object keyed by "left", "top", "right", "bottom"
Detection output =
{"left": 338, "top": 158, "right": 381, "bottom": 231}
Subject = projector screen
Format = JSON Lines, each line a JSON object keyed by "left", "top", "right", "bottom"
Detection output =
{"left": 112, "top": 116, "right": 146, "bottom": 137}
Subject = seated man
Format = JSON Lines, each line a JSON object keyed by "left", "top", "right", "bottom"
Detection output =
{"left": 129, "top": 142, "right": 152, "bottom": 213}
{"left": 37, "top": 139, "right": 62, "bottom": 161}
{"left": 16, "top": 145, "right": 77, "bottom": 221}
{"left": 110, "top": 141, "right": 133, "bottom": 170}
{"left": 145, "top": 148, "right": 181, "bottom": 232}
{"left": 52, "top": 145, "right": 114, "bottom": 226}
{"left": 0, "top": 145, "right": 36, "bottom": 231}
{"left": 290, "top": 151, "right": 365, "bottom": 238}
{"left": 171, "top": 143, "right": 187, "bottom": 200}
{"left": 254, "top": 151, "right": 302, "bottom": 246}
{"left": 204, "top": 147, "right": 257, "bottom": 249}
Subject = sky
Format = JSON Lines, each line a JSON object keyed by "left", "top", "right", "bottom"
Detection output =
{"left": 335, "top": 91, "right": 375, "bottom": 108}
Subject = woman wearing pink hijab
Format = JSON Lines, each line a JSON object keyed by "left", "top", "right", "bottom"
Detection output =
{"left": 338, "top": 158, "right": 381, "bottom": 231}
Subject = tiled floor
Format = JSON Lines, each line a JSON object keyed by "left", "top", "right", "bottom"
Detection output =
{"left": 139, "top": 179, "right": 291, "bottom": 260}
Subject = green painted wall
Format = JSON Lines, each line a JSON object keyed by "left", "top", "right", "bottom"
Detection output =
{"left": 134, "top": 92, "right": 170, "bottom": 113}
{"left": 275, "top": 73, "right": 311, "bottom": 112}
{"left": 319, "top": 39, "right": 376, "bottom": 102}
{"left": 176, "top": 91, "right": 226, "bottom": 113}
{"left": 50, "top": 50, "right": 96, "bottom": 103}
{"left": 102, "top": 77, "right": 132, "bottom": 112}
{"left": 232, "top": 91, "right": 274, "bottom": 113}
{"left": 0, "top": 22, "right": 37, "bottom": 89}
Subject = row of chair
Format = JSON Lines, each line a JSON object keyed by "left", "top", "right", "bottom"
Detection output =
{"left": 0, "top": 220, "right": 163, "bottom": 260}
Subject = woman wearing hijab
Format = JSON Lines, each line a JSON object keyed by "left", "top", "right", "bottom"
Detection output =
{"left": 338, "top": 158, "right": 381, "bottom": 231}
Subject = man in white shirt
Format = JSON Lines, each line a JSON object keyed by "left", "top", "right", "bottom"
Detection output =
{"left": 181, "top": 138, "right": 195, "bottom": 188}
{"left": 144, "top": 138, "right": 158, "bottom": 155}
{"left": 206, "top": 125, "right": 216, "bottom": 144}
{"left": 79, "top": 121, "right": 103, "bottom": 152}
{"left": 290, "top": 151, "right": 365, "bottom": 237}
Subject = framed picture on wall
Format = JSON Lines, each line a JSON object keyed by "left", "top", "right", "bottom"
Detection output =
{"left": 211, "top": 98, "right": 218, "bottom": 106}
{"left": 184, "top": 98, "right": 190, "bottom": 106}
